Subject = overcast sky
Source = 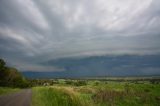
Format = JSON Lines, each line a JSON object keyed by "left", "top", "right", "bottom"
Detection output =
{"left": 0, "top": 0, "right": 160, "bottom": 72}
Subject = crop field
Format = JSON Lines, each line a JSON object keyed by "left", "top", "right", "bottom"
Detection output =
{"left": 31, "top": 79, "right": 160, "bottom": 106}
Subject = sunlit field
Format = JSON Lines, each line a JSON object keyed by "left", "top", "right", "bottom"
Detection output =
{"left": 32, "top": 79, "right": 160, "bottom": 106}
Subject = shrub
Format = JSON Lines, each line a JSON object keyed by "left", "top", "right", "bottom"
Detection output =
{"left": 74, "top": 80, "right": 87, "bottom": 86}
{"left": 65, "top": 80, "right": 74, "bottom": 85}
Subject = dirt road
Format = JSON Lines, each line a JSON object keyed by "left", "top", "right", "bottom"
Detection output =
{"left": 0, "top": 89, "right": 32, "bottom": 106}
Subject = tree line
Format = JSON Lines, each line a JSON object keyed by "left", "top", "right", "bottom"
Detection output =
{"left": 0, "top": 58, "right": 30, "bottom": 88}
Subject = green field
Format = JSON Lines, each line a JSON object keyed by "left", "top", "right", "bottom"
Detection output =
{"left": 32, "top": 80, "right": 160, "bottom": 106}
{"left": 0, "top": 87, "right": 20, "bottom": 95}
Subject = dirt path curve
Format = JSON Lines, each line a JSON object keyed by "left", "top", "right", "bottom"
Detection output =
{"left": 0, "top": 89, "right": 32, "bottom": 106}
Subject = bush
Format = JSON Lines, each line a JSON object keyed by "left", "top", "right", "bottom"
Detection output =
{"left": 65, "top": 80, "right": 74, "bottom": 85}
{"left": 93, "top": 81, "right": 100, "bottom": 86}
{"left": 74, "top": 80, "right": 87, "bottom": 86}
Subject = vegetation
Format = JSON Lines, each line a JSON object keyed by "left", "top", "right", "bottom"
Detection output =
{"left": 0, "top": 58, "right": 30, "bottom": 88}
{"left": 32, "top": 80, "right": 160, "bottom": 106}
{"left": 1, "top": 58, "right": 160, "bottom": 105}
{"left": 32, "top": 87, "right": 82, "bottom": 106}
{"left": 0, "top": 87, "right": 20, "bottom": 95}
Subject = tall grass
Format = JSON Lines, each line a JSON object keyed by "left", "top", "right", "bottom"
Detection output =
{"left": 92, "top": 84, "right": 160, "bottom": 106}
{"left": 32, "top": 81, "right": 160, "bottom": 106}
{"left": 0, "top": 87, "right": 20, "bottom": 95}
{"left": 32, "top": 87, "right": 82, "bottom": 106}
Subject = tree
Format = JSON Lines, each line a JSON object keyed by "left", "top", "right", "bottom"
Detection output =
{"left": 0, "top": 59, "right": 8, "bottom": 80}
{"left": 0, "top": 58, "right": 30, "bottom": 88}
{"left": 0, "top": 59, "right": 6, "bottom": 69}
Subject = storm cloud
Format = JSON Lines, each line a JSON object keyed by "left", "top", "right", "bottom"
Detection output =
{"left": 0, "top": 0, "right": 160, "bottom": 73}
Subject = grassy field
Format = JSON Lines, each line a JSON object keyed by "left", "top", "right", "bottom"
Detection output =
{"left": 32, "top": 80, "right": 160, "bottom": 106}
{"left": 0, "top": 87, "right": 20, "bottom": 95}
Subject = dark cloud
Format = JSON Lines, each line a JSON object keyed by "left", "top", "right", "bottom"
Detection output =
{"left": 0, "top": 0, "right": 160, "bottom": 74}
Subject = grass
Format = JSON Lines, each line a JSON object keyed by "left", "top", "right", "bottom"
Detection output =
{"left": 32, "top": 81, "right": 160, "bottom": 106}
{"left": 32, "top": 87, "right": 82, "bottom": 106}
{"left": 0, "top": 87, "right": 20, "bottom": 95}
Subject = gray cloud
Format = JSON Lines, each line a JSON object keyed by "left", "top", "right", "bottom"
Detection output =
{"left": 0, "top": 0, "right": 160, "bottom": 72}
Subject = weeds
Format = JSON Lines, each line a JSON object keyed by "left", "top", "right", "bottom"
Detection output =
{"left": 32, "top": 81, "right": 160, "bottom": 106}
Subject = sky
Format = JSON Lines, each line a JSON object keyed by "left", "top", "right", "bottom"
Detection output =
{"left": 0, "top": 0, "right": 160, "bottom": 73}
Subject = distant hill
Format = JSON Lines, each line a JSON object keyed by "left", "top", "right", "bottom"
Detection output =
{"left": 22, "top": 55, "right": 160, "bottom": 78}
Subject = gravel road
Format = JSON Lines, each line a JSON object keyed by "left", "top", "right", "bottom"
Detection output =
{"left": 0, "top": 89, "right": 32, "bottom": 106}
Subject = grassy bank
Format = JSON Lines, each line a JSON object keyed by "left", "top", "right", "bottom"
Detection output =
{"left": 32, "top": 81, "right": 160, "bottom": 106}
{"left": 0, "top": 87, "right": 20, "bottom": 95}
{"left": 32, "top": 87, "right": 83, "bottom": 106}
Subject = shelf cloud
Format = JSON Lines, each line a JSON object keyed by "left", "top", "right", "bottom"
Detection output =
{"left": 0, "top": 0, "right": 160, "bottom": 73}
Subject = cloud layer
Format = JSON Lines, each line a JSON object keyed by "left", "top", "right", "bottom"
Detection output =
{"left": 0, "top": 0, "right": 160, "bottom": 72}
